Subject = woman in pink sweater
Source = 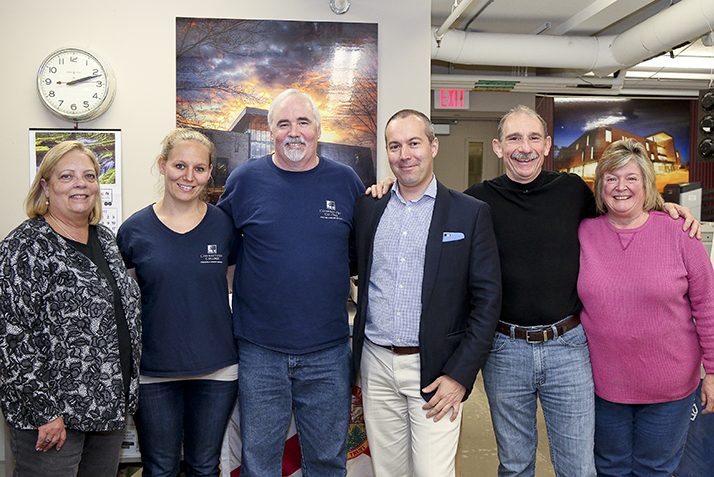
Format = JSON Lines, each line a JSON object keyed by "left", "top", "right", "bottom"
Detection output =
{"left": 577, "top": 138, "right": 714, "bottom": 477}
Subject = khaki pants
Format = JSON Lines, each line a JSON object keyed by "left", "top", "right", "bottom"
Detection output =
{"left": 360, "top": 340, "right": 462, "bottom": 477}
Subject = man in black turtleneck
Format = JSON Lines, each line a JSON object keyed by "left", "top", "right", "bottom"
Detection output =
{"left": 466, "top": 105, "right": 597, "bottom": 477}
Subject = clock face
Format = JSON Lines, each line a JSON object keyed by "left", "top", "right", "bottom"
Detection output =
{"left": 37, "top": 48, "right": 116, "bottom": 122}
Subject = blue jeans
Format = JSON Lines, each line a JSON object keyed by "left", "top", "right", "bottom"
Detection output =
{"left": 9, "top": 426, "right": 125, "bottom": 477}
{"left": 134, "top": 379, "right": 239, "bottom": 477}
{"left": 237, "top": 340, "right": 351, "bottom": 477}
{"left": 594, "top": 392, "right": 695, "bottom": 477}
{"left": 482, "top": 322, "right": 596, "bottom": 477}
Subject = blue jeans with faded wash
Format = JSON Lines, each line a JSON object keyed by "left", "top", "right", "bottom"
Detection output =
{"left": 482, "top": 321, "right": 596, "bottom": 477}
{"left": 237, "top": 339, "right": 351, "bottom": 477}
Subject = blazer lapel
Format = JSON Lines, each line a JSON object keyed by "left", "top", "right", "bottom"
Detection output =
{"left": 421, "top": 181, "right": 450, "bottom": 306}
{"left": 363, "top": 195, "right": 391, "bottom": 286}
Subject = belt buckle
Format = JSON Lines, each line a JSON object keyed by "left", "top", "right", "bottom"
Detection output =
{"left": 526, "top": 329, "right": 547, "bottom": 343}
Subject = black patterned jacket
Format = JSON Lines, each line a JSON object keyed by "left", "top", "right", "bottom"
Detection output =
{"left": 0, "top": 216, "right": 141, "bottom": 431}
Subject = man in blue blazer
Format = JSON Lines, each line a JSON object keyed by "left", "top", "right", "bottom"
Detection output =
{"left": 351, "top": 109, "right": 502, "bottom": 477}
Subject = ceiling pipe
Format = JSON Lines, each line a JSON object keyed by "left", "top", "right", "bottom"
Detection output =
{"left": 432, "top": 0, "right": 714, "bottom": 77}
{"left": 609, "top": 0, "right": 713, "bottom": 68}
{"left": 433, "top": 31, "right": 611, "bottom": 71}
{"left": 435, "top": 0, "right": 476, "bottom": 45}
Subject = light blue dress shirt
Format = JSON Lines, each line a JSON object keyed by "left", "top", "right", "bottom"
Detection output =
{"left": 365, "top": 177, "right": 437, "bottom": 347}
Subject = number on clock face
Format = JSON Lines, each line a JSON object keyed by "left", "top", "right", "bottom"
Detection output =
{"left": 38, "top": 50, "right": 109, "bottom": 120}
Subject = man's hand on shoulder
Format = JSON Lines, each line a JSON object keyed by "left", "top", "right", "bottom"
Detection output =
{"left": 663, "top": 202, "right": 701, "bottom": 239}
{"left": 365, "top": 177, "right": 395, "bottom": 198}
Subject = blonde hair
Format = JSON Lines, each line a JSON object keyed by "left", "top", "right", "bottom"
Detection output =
{"left": 593, "top": 138, "right": 665, "bottom": 214}
{"left": 26, "top": 141, "right": 102, "bottom": 225}
{"left": 158, "top": 128, "right": 215, "bottom": 167}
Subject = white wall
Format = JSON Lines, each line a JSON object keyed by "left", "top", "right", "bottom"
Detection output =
{"left": 0, "top": 0, "right": 431, "bottom": 238}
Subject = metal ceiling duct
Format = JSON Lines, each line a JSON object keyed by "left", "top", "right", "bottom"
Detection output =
{"left": 432, "top": 0, "right": 714, "bottom": 77}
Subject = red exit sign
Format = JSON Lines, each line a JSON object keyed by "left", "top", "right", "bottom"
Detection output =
{"left": 434, "top": 89, "right": 469, "bottom": 109}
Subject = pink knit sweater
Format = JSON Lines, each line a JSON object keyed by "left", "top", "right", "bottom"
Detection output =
{"left": 578, "top": 211, "right": 714, "bottom": 404}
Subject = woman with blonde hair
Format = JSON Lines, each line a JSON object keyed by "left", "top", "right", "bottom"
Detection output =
{"left": 0, "top": 140, "right": 141, "bottom": 476}
{"left": 578, "top": 137, "right": 714, "bottom": 476}
{"left": 117, "top": 128, "right": 238, "bottom": 477}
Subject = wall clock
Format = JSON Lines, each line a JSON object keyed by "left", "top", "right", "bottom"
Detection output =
{"left": 37, "top": 47, "right": 116, "bottom": 123}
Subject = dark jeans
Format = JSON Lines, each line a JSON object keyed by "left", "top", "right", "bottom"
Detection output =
{"left": 594, "top": 391, "right": 696, "bottom": 477}
{"left": 134, "top": 379, "right": 239, "bottom": 477}
{"left": 9, "top": 426, "right": 125, "bottom": 477}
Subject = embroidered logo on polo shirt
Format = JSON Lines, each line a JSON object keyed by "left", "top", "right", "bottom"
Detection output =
{"left": 320, "top": 200, "right": 343, "bottom": 220}
{"left": 200, "top": 244, "right": 223, "bottom": 264}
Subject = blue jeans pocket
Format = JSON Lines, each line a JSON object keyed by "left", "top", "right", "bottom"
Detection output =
{"left": 556, "top": 324, "right": 588, "bottom": 349}
{"left": 490, "top": 331, "right": 510, "bottom": 353}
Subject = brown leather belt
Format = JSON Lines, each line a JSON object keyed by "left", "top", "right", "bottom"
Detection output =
{"left": 369, "top": 339, "right": 420, "bottom": 355}
{"left": 496, "top": 314, "right": 580, "bottom": 343}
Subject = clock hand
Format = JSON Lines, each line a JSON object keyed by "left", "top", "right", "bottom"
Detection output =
{"left": 65, "top": 73, "right": 103, "bottom": 85}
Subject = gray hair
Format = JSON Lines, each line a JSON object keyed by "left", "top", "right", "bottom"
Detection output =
{"left": 497, "top": 105, "right": 548, "bottom": 141}
{"left": 267, "top": 89, "right": 322, "bottom": 130}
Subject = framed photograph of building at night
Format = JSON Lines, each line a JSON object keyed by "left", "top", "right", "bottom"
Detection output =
{"left": 552, "top": 97, "right": 690, "bottom": 192}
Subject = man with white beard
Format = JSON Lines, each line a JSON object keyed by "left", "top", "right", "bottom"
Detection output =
{"left": 217, "top": 89, "right": 365, "bottom": 477}
{"left": 463, "top": 105, "right": 699, "bottom": 477}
